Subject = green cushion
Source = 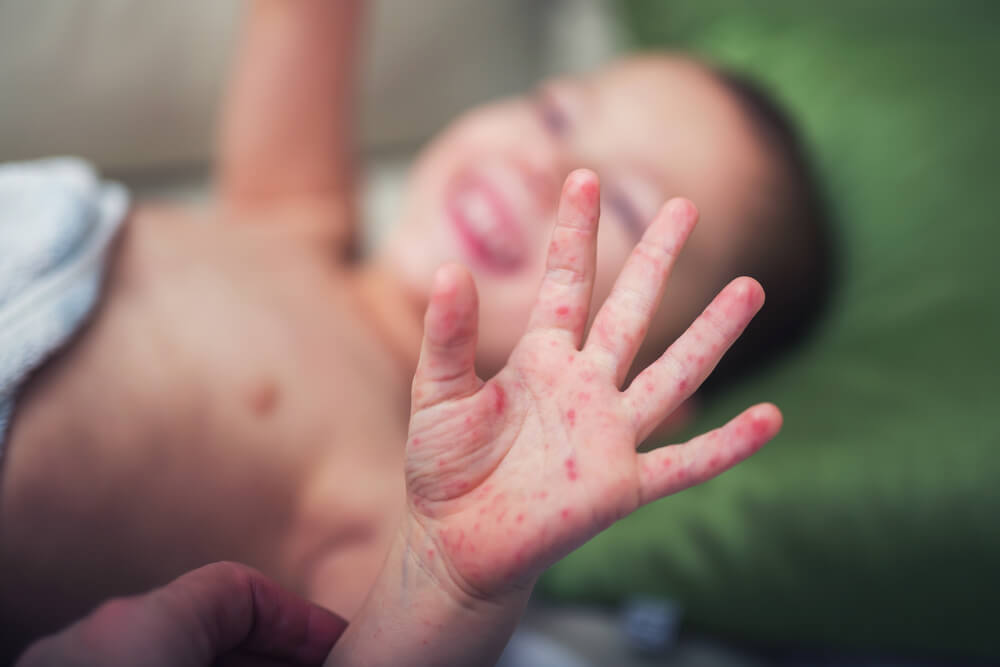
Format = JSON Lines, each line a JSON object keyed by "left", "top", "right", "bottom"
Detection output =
{"left": 539, "top": 1, "right": 1000, "bottom": 659}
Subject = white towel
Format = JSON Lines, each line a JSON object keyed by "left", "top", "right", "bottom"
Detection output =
{"left": 0, "top": 158, "right": 128, "bottom": 453}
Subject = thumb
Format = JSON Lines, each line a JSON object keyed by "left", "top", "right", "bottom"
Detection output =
{"left": 412, "top": 263, "right": 481, "bottom": 413}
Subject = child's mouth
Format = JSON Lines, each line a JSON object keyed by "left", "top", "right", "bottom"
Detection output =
{"left": 445, "top": 166, "right": 528, "bottom": 274}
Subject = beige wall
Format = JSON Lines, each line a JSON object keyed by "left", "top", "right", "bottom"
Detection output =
{"left": 0, "top": 1, "right": 572, "bottom": 171}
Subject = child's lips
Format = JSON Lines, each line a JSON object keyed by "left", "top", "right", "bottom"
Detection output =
{"left": 445, "top": 169, "right": 528, "bottom": 274}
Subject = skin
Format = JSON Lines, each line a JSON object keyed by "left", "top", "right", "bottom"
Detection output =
{"left": 16, "top": 562, "right": 346, "bottom": 666}
{"left": 0, "top": 0, "right": 784, "bottom": 654}
{"left": 383, "top": 48, "right": 775, "bottom": 376}
{"left": 327, "top": 170, "right": 781, "bottom": 665}
{"left": 14, "top": 170, "right": 783, "bottom": 667}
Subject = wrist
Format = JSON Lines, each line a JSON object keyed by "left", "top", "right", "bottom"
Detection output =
{"left": 324, "top": 514, "right": 534, "bottom": 666}
{"left": 399, "top": 510, "right": 536, "bottom": 611}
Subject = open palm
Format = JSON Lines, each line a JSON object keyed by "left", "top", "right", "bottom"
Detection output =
{"left": 404, "top": 170, "right": 782, "bottom": 602}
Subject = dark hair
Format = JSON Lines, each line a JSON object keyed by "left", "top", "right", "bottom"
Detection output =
{"left": 698, "top": 68, "right": 837, "bottom": 396}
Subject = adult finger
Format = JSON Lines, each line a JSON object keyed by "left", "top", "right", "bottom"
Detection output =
{"left": 150, "top": 562, "right": 346, "bottom": 665}
{"left": 18, "top": 562, "right": 346, "bottom": 667}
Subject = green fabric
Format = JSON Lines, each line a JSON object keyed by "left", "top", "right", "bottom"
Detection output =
{"left": 539, "top": 1, "right": 1000, "bottom": 659}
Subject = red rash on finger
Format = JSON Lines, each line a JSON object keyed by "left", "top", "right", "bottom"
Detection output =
{"left": 564, "top": 457, "right": 579, "bottom": 481}
{"left": 410, "top": 437, "right": 421, "bottom": 448}
{"left": 426, "top": 549, "right": 435, "bottom": 561}
{"left": 578, "top": 179, "right": 600, "bottom": 203}
{"left": 677, "top": 378, "right": 689, "bottom": 392}
{"left": 566, "top": 409, "right": 576, "bottom": 428}
{"left": 516, "top": 514, "right": 525, "bottom": 524}
{"left": 577, "top": 392, "right": 590, "bottom": 403}
{"left": 496, "top": 508, "right": 508, "bottom": 524}
{"left": 493, "top": 384, "right": 506, "bottom": 414}
{"left": 645, "top": 382, "right": 656, "bottom": 394}
{"left": 561, "top": 508, "right": 572, "bottom": 519}
{"left": 556, "top": 305, "right": 570, "bottom": 317}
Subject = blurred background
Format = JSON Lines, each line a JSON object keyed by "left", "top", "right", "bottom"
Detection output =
{"left": 2, "top": 1, "right": 998, "bottom": 665}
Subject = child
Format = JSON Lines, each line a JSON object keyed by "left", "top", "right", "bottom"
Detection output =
{"left": 17, "top": 171, "right": 782, "bottom": 666}
{"left": 0, "top": 0, "right": 826, "bottom": 650}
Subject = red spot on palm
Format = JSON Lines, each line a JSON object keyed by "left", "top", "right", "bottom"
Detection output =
{"left": 556, "top": 305, "right": 570, "bottom": 317}
{"left": 493, "top": 384, "right": 506, "bottom": 414}
{"left": 560, "top": 508, "right": 572, "bottom": 519}
{"left": 516, "top": 514, "right": 525, "bottom": 524}
{"left": 566, "top": 409, "right": 576, "bottom": 428}
{"left": 564, "top": 457, "right": 579, "bottom": 481}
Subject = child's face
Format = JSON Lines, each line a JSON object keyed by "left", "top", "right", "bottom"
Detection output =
{"left": 383, "top": 55, "right": 774, "bottom": 375}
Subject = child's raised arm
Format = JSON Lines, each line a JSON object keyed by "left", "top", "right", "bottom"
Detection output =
{"left": 325, "top": 170, "right": 783, "bottom": 666}
{"left": 217, "top": 0, "right": 363, "bottom": 251}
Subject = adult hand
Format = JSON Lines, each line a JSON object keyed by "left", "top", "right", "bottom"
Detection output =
{"left": 17, "top": 562, "right": 346, "bottom": 667}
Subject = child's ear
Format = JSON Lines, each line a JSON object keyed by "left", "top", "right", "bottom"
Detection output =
{"left": 643, "top": 394, "right": 699, "bottom": 446}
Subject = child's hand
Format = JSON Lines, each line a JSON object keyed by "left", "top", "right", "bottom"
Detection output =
{"left": 404, "top": 169, "right": 783, "bottom": 603}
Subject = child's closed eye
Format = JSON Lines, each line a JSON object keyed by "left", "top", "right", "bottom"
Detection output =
{"left": 533, "top": 87, "right": 572, "bottom": 137}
